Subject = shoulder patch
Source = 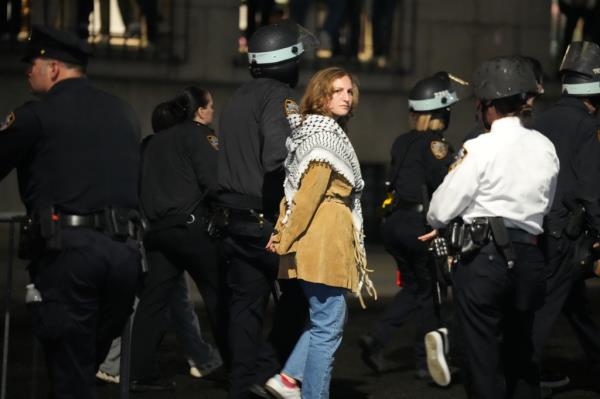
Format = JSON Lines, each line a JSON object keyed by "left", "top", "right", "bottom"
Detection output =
{"left": 430, "top": 140, "right": 449, "bottom": 160}
{"left": 206, "top": 134, "right": 219, "bottom": 150}
{"left": 449, "top": 147, "right": 468, "bottom": 171}
{"left": 0, "top": 112, "right": 16, "bottom": 132}
{"left": 284, "top": 99, "right": 300, "bottom": 116}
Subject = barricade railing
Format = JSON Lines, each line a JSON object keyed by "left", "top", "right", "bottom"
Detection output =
{"left": 0, "top": 212, "right": 26, "bottom": 399}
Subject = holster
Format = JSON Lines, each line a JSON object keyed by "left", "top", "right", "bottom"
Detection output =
{"left": 446, "top": 219, "right": 466, "bottom": 253}
{"left": 562, "top": 203, "right": 599, "bottom": 277}
{"left": 206, "top": 207, "right": 229, "bottom": 238}
{"left": 445, "top": 217, "right": 493, "bottom": 259}
{"left": 488, "top": 217, "right": 517, "bottom": 269}
{"left": 450, "top": 218, "right": 491, "bottom": 258}
{"left": 564, "top": 205, "right": 586, "bottom": 239}
{"left": 39, "top": 207, "right": 62, "bottom": 250}
{"left": 380, "top": 191, "right": 397, "bottom": 218}
{"left": 103, "top": 207, "right": 137, "bottom": 241}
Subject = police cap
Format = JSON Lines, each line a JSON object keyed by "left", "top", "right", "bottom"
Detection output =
{"left": 408, "top": 71, "right": 460, "bottom": 112}
{"left": 471, "top": 56, "right": 538, "bottom": 101}
{"left": 22, "top": 25, "right": 92, "bottom": 66}
{"left": 559, "top": 41, "right": 600, "bottom": 96}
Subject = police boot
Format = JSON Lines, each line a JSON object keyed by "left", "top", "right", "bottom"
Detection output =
{"left": 359, "top": 335, "right": 394, "bottom": 373}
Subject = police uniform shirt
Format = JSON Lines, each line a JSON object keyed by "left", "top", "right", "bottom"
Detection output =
{"left": 390, "top": 130, "right": 453, "bottom": 203}
{"left": 531, "top": 96, "right": 600, "bottom": 234}
{"left": 0, "top": 77, "right": 140, "bottom": 214}
{"left": 140, "top": 120, "right": 218, "bottom": 222}
{"left": 217, "top": 78, "right": 298, "bottom": 209}
{"left": 427, "top": 116, "right": 559, "bottom": 235}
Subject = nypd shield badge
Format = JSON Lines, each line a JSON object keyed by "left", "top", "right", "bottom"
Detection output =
{"left": 206, "top": 134, "right": 219, "bottom": 150}
{"left": 284, "top": 99, "right": 300, "bottom": 116}
{"left": 430, "top": 140, "right": 449, "bottom": 160}
{"left": 0, "top": 112, "right": 15, "bottom": 132}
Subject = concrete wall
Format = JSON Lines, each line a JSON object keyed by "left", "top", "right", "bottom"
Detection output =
{"left": 0, "top": 0, "right": 553, "bottom": 212}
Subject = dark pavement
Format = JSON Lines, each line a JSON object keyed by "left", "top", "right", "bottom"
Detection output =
{"left": 1, "top": 245, "right": 599, "bottom": 399}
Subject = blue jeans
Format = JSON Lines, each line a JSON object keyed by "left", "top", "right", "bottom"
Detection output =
{"left": 282, "top": 281, "right": 348, "bottom": 399}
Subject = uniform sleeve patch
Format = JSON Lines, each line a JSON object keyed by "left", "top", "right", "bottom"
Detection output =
{"left": 449, "top": 147, "right": 468, "bottom": 171}
{"left": 206, "top": 134, "right": 219, "bottom": 150}
{"left": 284, "top": 99, "right": 300, "bottom": 116}
{"left": 430, "top": 140, "right": 449, "bottom": 160}
{"left": 0, "top": 112, "right": 15, "bottom": 132}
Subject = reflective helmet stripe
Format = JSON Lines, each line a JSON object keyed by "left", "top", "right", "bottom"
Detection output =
{"left": 562, "top": 81, "right": 600, "bottom": 96}
{"left": 408, "top": 91, "right": 459, "bottom": 111}
{"left": 248, "top": 42, "right": 304, "bottom": 65}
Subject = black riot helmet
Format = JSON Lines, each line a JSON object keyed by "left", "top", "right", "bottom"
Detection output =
{"left": 471, "top": 56, "right": 538, "bottom": 103}
{"left": 408, "top": 71, "right": 463, "bottom": 130}
{"left": 408, "top": 71, "right": 460, "bottom": 112}
{"left": 248, "top": 21, "right": 317, "bottom": 88}
{"left": 559, "top": 41, "right": 600, "bottom": 97}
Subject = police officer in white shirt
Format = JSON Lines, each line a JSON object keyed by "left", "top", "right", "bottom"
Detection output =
{"left": 421, "top": 56, "right": 560, "bottom": 399}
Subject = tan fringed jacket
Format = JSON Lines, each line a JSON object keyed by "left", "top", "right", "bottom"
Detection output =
{"left": 271, "top": 161, "right": 360, "bottom": 292}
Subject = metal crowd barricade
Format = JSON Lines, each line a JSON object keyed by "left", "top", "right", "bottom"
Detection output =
{"left": 0, "top": 212, "right": 25, "bottom": 399}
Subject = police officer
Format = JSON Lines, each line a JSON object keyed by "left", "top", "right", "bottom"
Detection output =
{"left": 531, "top": 41, "right": 600, "bottom": 390}
{"left": 424, "top": 56, "right": 559, "bottom": 399}
{"left": 359, "top": 72, "right": 459, "bottom": 379}
{"left": 129, "top": 87, "right": 229, "bottom": 391}
{"left": 0, "top": 26, "right": 141, "bottom": 398}
{"left": 216, "top": 21, "right": 315, "bottom": 398}
{"left": 462, "top": 55, "right": 545, "bottom": 143}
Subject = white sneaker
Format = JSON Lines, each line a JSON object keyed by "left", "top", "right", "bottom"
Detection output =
{"left": 425, "top": 329, "right": 451, "bottom": 387}
{"left": 96, "top": 370, "right": 120, "bottom": 384}
{"left": 265, "top": 374, "right": 301, "bottom": 399}
{"left": 189, "top": 350, "right": 223, "bottom": 378}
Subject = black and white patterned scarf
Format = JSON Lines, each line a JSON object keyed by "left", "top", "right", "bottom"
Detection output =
{"left": 282, "top": 113, "right": 377, "bottom": 306}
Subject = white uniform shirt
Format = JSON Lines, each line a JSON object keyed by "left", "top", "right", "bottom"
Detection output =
{"left": 427, "top": 117, "right": 559, "bottom": 235}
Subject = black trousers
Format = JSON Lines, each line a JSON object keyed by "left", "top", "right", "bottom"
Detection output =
{"left": 532, "top": 235, "right": 600, "bottom": 367}
{"left": 130, "top": 216, "right": 229, "bottom": 380}
{"left": 29, "top": 228, "right": 140, "bottom": 399}
{"left": 369, "top": 209, "right": 441, "bottom": 370}
{"left": 453, "top": 242, "right": 545, "bottom": 399}
{"left": 222, "top": 215, "right": 307, "bottom": 399}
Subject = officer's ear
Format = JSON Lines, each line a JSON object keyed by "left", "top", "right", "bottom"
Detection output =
{"left": 47, "top": 60, "right": 61, "bottom": 82}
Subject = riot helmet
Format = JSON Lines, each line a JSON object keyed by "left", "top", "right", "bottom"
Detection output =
{"left": 408, "top": 71, "right": 464, "bottom": 131}
{"left": 559, "top": 41, "right": 600, "bottom": 97}
{"left": 248, "top": 21, "right": 317, "bottom": 88}
{"left": 472, "top": 56, "right": 538, "bottom": 129}
{"left": 408, "top": 71, "right": 460, "bottom": 112}
{"left": 471, "top": 56, "right": 538, "bottom": 103}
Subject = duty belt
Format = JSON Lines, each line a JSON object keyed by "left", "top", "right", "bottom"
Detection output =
{"left": 60, "top": 213, "right": 108, "bottom": 229}
{"left": 395, "top": 198, "right": 424, "bottom": 213}
{"left": 506, "top": 228, "right": 538, "bottom": 245}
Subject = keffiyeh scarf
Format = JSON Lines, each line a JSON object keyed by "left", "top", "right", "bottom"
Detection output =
{"left": 282, "top": 113, "right": 377, "bottom": 307}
